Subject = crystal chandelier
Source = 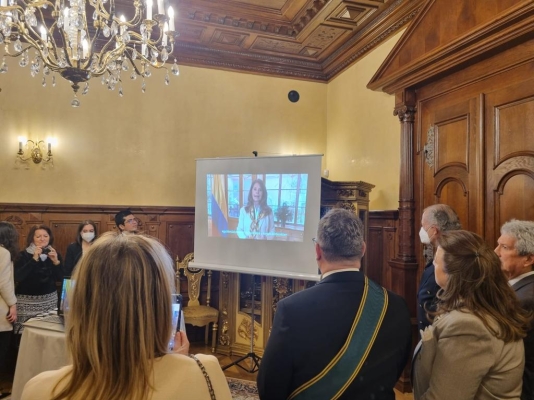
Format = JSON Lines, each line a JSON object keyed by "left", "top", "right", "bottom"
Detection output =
{"left": 0, "top": 0, "right": 180, "bottom": 107}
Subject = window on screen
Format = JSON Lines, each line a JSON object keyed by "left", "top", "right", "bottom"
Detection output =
{"left": 207, "top": 173, "right": 308, "bottom": 242}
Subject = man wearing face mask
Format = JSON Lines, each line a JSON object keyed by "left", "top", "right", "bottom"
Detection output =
{"left": 417, "top": 204, "right": 461, "bottom": 331}
{"left": 64, "top": 220, "right": 98, "bottom": 276}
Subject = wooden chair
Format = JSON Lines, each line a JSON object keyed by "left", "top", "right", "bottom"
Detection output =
{"left": 176, "top": 253, "right": 219, "bottom": 353}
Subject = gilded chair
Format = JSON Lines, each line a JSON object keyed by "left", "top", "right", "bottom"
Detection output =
{"left": 176, "top": 253, "right": 219, "bottom": 353}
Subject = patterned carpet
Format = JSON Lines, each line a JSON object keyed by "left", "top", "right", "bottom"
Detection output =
{"left": 227, "top": 377, "right": 259, "bottom": 400}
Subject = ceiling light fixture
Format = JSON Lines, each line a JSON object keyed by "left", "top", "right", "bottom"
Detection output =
{"left": 0, "top": 0, "right": 180, "bottom": 107}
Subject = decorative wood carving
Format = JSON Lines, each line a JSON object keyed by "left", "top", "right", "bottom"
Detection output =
{"left": 164, "top": 0, "right": 421, "bottom": 81}
{"left": 369, "top": 0, "right": 534, "bottom": 392}
{"left": 424, "top": 125, "right": 435, "bottom": 168}
{"left": 0, "top": 203, "right": 195, "bottom": 261}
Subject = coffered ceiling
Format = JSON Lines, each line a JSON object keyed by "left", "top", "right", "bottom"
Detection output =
{"left": 167, "top": 0, "right": 423, "bottom": 82}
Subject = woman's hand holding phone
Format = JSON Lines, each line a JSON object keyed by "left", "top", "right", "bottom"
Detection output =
{"left": 172, "top": 330, "right": 190, "bottom": 355}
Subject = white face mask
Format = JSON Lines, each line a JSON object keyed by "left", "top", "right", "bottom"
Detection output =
{"left": 81, "top": 232, "right": 95, "bottom": 243}
{"left": 419, "top": 227, "right": 431, "bottom": 244}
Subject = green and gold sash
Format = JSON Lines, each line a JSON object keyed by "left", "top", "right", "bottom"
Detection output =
{"left": 288, "top": 276, "right": 388, "bottom": 400}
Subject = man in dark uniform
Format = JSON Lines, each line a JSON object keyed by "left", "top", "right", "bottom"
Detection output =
{"left": 417, "top": 204, "right": 461, "bottom": 331}
{"left": 257, "top": 208, "right": 412, "bottom": 400}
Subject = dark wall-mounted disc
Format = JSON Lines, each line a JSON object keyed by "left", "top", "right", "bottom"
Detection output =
{"left": 288, "top": 90, "right": 300, "bottom": 103}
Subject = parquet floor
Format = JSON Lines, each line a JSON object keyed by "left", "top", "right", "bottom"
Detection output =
{"left": 190, "top": 343, "right": 414, "bottom": 400}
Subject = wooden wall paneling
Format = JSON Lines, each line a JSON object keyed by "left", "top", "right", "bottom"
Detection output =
{"left": 367, "top": 210, "right": 399, "bottom": 292}
{"left": 485, "top": 74, "right": 534, "bottom": 244}
{"left": 369, "top": 2, "right": 534, "bottom": 394}
{"left": 0, "top": 204, "right": 195, "bottom": 262}
{"left": 419, "top": 94, "right": 482, "bottom": 235}
{"left": 382, "top": 226, "right": 398, "bottom": 291}
{"left": 366, "top": 226, "right": 384, "bottom": 285}
{"left": 47, "top": 220, "right": 91, "bottom": 259}
{"left": 166, "top": 221, "right": 195, "bottom": 261}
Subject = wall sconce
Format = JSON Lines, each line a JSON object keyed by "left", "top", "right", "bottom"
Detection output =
{"left": 16, "top": 136, "right": 55, "bottom": 168}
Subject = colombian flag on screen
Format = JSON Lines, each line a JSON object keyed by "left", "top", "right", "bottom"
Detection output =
{"left": 211, "top": 174, "right": 228, "bottom": 237}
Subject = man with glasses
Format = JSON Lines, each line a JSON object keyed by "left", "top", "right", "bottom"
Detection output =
{"left": 417, "top": 204, "right": 461, "bottom": 331}
{"left": 114, "top": 209, "right": 138, "bottom": 233}
{"left": 257, "top": 208, "right": 411, "bottom": 400}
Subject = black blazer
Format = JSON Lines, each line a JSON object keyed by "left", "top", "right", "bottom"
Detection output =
{"left": 64, "top": 242, "right": 83, "bottom": 276}
{"left": 417, "top": 261, "right": 440, "bottom": 331}
{"left": 257, "top": 271, "right": 412, "bottom": 400}
{"left": 513, "top": 274, "right": 534, "bottom": 400}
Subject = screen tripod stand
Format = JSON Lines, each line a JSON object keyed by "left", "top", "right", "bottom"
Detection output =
{"left": 222, "top": 274, "right": 261, "bottom": 373}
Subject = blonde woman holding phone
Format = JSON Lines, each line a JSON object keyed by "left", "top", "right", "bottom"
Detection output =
{"left": 21, "top": 232, "right": 232, "bottom": 400}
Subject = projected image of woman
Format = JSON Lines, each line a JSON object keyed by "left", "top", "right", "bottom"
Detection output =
{"left": 237, "top": 179, "right": 275, "bottom": 240}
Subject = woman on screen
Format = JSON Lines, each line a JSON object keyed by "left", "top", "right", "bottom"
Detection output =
{"left": 237, "top": 178, "right": 275, "bottom": 240}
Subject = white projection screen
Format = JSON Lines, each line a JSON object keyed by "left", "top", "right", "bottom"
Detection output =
{"left": 191, "top": 155, "right": 322, "bottom": 280}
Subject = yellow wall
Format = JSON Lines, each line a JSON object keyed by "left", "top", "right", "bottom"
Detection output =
{"left": 0, "top": 31, "right": 403, "bottom": 209}
{"left": 326, "top": 30, "right": 404, "bottom": 210}
{"left": 0, "top": 65, "right": 327, "bottom": 206}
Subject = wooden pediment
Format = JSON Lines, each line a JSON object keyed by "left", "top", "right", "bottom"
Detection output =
{"left": 367, "top": 0, "right": 534, "bottom": 94}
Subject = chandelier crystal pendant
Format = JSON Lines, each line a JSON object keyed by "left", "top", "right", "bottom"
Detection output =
{"left": 0, "top": 0, "right": 180, "bottom": 107}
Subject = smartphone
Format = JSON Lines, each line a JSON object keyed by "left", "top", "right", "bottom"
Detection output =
{"left": 174, "top": 294, "right": 183, "bottom": 334}
{"left": 169, "top": 294, "right": 183, "bottom": 351}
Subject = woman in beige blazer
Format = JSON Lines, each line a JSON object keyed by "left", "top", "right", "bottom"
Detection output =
{"left": 413, "top": 230, "right": 531, "bottom": 400}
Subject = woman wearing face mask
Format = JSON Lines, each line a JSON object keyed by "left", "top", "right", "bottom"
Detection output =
{"left": 14, "top": 225, "right": 63, "bottom": 334}
{"left": 64, "top": 220, "right": 97, "bottom": 276}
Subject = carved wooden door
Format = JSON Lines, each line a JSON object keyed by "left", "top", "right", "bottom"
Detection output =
{"left": 418, "top": 61, "right": 534, "bottom": 246}
{"left": 484, "top": 73, "right": 534, "bottom": 245}
{"left": 418, "top": 93, "right": 483, "bottom": 234}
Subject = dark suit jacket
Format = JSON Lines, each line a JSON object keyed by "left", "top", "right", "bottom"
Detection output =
{"left": 417, "top": 261, "right": 440, "bottom": 331}
{"left": 64, "top": 242, "right": 82, "bottom": 277}
{"left": 513, "top": 274, "right": 534, "bottom": 400}
{"left": 257, "top": 271, "right": 412, "bottom": 400}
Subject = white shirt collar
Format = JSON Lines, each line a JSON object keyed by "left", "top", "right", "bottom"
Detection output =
{"left": 321, "top": 267, "right": 360, "bottom": 280}
{"left": 509, "top": 270, "right": 534, "bottom": 287}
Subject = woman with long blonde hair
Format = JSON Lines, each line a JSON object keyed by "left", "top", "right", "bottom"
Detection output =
{"left": 21, "top": 232, "right": 232, "bottom": 400}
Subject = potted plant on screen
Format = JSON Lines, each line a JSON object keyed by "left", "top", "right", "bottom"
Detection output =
{"left": 275, "top": 203, "right": 293, "bottom": 228}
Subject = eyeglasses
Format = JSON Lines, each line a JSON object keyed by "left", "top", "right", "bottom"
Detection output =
{"left": 124, "top": 218, "right": 137, "bottom": 224}
{"left": 312, "top": 238, "right": 317, "bottom": 245}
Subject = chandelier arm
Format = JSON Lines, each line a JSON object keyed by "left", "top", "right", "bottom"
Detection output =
{"left": 87, "top": 26, "right": 102, "bottom": 63}
{"left": 44, "top": 25, "right": 65, "bottom": 67}
{"left": 148, "top": 23, "right": 164, "bottom": 46}
{"left": 87, "top": 40, "right": 124, "bottom": 76}
{"left": 4, "top": 46, "right": 31, "bottom": 58}
{"left": 120, "top": 3, "right": 143, "bottom": 28}
{"left": 124, "top": 50, "right": 142, "bottom": 75}
{"left": 93, "top": 6, "right": 111, "bottom": 22}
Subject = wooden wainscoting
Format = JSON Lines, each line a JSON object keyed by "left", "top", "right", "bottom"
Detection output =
{"left": 0, "top": 203, "right": 223, "bottom": 328}
{"left": 0, "top": 203, "right": 196, "bottom": 260}
{"left": 367, "top": 210, "right": 399, "bottom": 293}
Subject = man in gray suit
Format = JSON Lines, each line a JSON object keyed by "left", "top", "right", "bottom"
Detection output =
{"left": 496, "top": 220, "right": 534, "bottom": 400}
